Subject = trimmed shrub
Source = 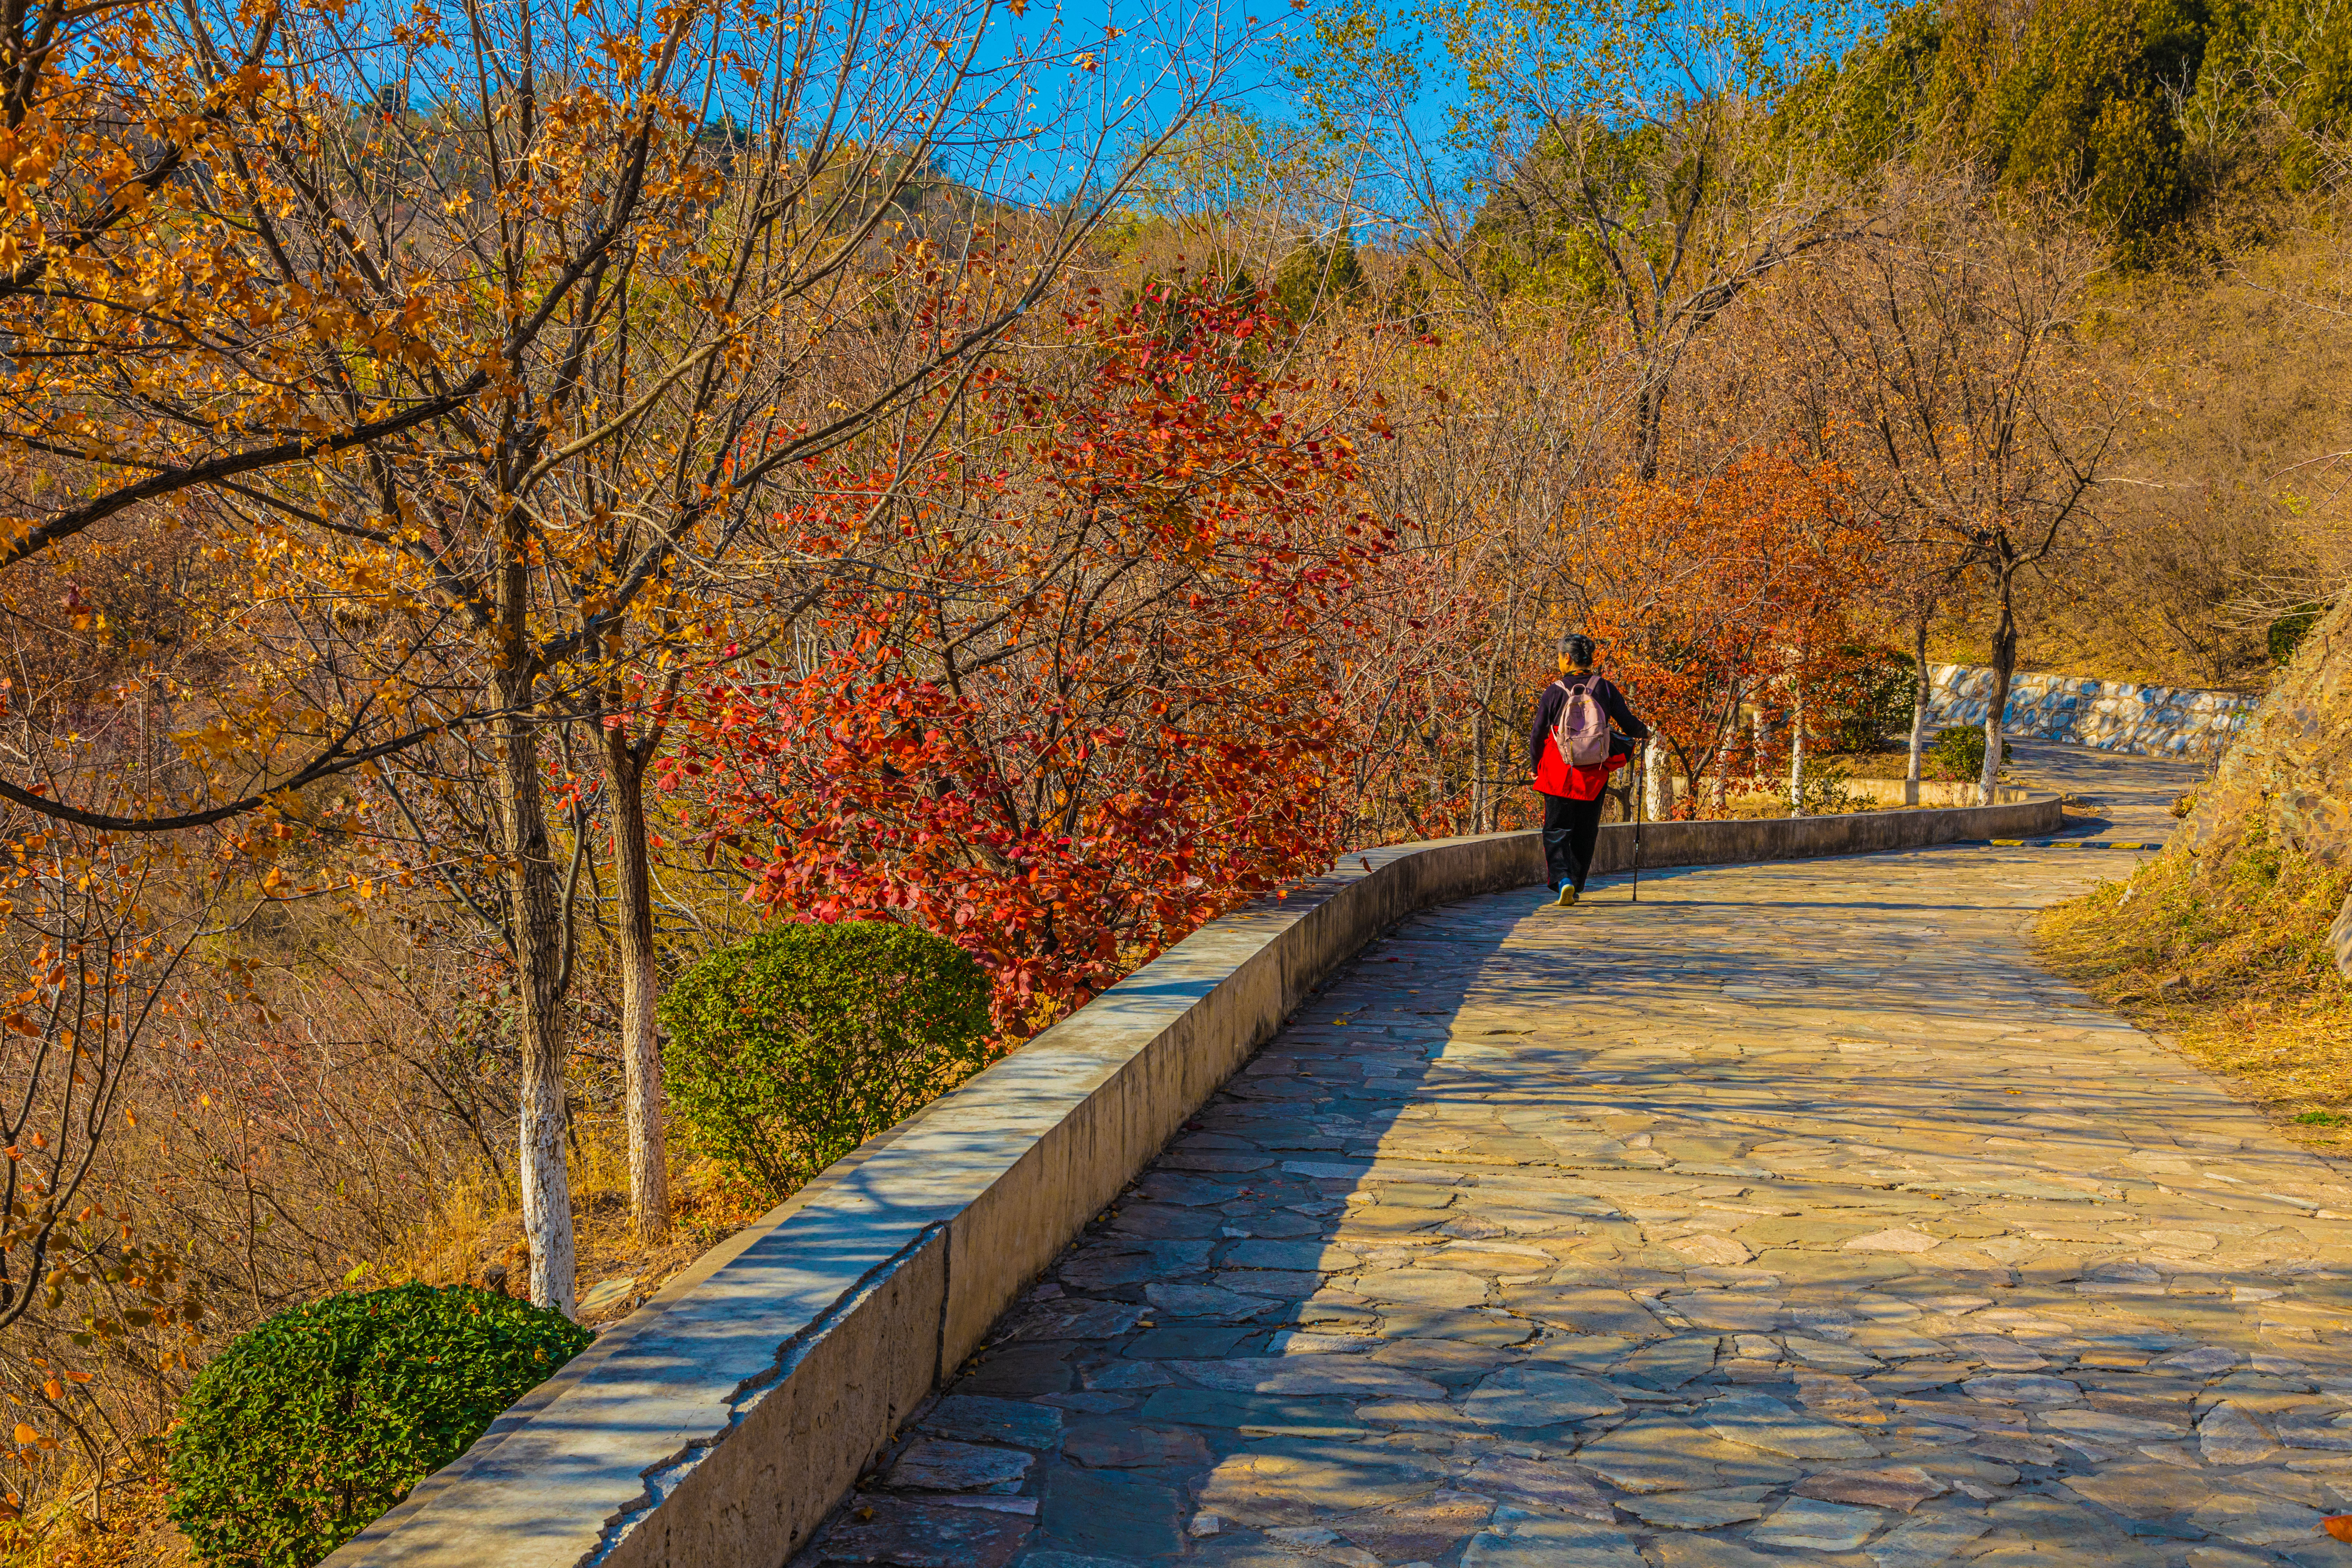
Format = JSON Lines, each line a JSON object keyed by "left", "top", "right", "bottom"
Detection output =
{"left": 659, "top": 921, "right": 994, "bottom": 1199}
{"left": 166, "top": 1283, "right": 590, "bottom": 1568}
{"left": 1930, "top": 724, "right": 2012, "bottom": 780}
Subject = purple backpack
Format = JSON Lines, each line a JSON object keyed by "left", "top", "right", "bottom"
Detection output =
{"left": 1550, "top": 678, "right": 1611, "bottom": 768}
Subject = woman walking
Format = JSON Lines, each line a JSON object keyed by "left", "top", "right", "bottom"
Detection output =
{"left": 1528, "top": 634, "right": 1650, "bottom": 908}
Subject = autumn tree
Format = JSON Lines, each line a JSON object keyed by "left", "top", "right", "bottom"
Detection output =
{"left": 0, "top": 0, "right": 1252, "bottom": 1311}
{"left": 1554, "top": 448, "right": 1877, "bottom": 816}
{"left": 1801, "top": 211, "right": 2117, "bottom": 804}
{"left": 1331, "top": 305, "right": 1611, "bottom": 839}
{"left": 1300, "top": 0, "right": 1873, "bottom": 478}
{"left": 672, "top": 277, "right": 1385, "bottom": 1033}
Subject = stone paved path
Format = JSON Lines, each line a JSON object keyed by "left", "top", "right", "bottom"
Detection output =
{"left": 801, "top": 747, "right": 2352, "bottom": 1568}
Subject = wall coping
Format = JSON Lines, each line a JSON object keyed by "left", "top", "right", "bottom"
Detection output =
{"left": 324, "top": 792, "right": 2069, "bottom": 1568}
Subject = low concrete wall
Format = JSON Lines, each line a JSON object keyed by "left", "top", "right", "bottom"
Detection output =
{"left": 324, "top": 832, "right": 1539, "bottom": 1568}
{"left": 1585, "top": 791, "right": 2059, "bottom": 876}
{"left": 1728, "top": 779, "right": 2038, "bottom": 810}
{"left": 329, "top": 794, "right": 2063, "bottom": 1568}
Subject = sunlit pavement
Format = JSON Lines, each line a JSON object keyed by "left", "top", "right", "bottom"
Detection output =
{"left": 797, "top": 746, "right": 2352, "bottom": 1568}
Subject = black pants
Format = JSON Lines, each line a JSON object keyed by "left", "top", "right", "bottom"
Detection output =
{"left": 1543, "top": 791, "right": 1606, "bottom": 892}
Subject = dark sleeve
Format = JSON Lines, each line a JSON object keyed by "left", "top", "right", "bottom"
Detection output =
{"left": 1527, "top": 683, "right": 1565, "bottom": 771}
{"left": 1598, "top": 678, "right": 1651, "bottom": 741}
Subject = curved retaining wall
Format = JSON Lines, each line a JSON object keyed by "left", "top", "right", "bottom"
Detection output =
{"left": 1589, "top": 791, "right": 2060, "bottom": 876}
{"left": 327, "top": 794, "right": 2063, "bottom": 1568}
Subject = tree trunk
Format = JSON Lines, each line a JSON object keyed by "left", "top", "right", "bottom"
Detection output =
{"left": 495, "top": 664, "right": 577, "bottom": 1319}
{"left": 1470, "top": 700, "right": 1490, "bottom": 834}
{"left": 1426, "top": 677, "right": 1450, "bottom": 833}
{"left": 1644, "top": 738, "right": 1672, "bottom": 822}
{"left": 1980, "top": 575, "right": 2019, "bottom": 808}
{"left": 1786, "top": 686, "right": 1807, "bottom": 818}
{"left": 602, "top": 723, "right": 669, "bottom": 1242}
{"left": 1906, "top": 614, "right": 1931, "bottom": 808}
{"left": 1633, "top": 377, "right": 1666, "bottom": 482}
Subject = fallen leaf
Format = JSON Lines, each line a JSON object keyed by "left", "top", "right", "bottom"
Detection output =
{"left": 2325, "top": 1516, "right": 2352, "bottom": 1542}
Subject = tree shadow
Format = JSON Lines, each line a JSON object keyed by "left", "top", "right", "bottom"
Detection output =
{"left": 794, "top": 861, "right": 2348, "bottom": 1567}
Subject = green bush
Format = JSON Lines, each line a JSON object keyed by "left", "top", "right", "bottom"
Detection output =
{"left": 1822, "top": 645, "right": 1916, "bottom": 752}
{"left": 659, "top": 921, "right": 994, "bottom": 1199}
{"left": 1801, "top": 762, "right": 1860, "bottom": 816}
{"left": 2271, "top": 601, "right": 2326, "bottom": 667}
{"left": 1777, "top": 0, "right": 2352, "bottom": 253}
{"left": 1271, "top": 230, "right": 1367, "bottom": 323}
{"left": 1930, "top": 724, "right": 2012, "bottom": 780}
{"left": 166, "top": 1283, "right": 589, "bottom": 1568}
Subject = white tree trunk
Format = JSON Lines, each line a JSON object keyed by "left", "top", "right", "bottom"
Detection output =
{"left": 603, "top": 723, "right": 669, "bottom": 1242}
{"left": 1905, "top": 620, "right": 1930, "bottom": 808}
{"left": 1786, "top": 687, "right": 1808, "bottom": 818}
{"left": 495, "top": 664, "right": 577, "bottom": 1320}
{"left": 1644, "top": 740, "right": 1672, "bottom": 822}
{"left": 1979, "top": 706, "right": 2006, "bottom": 806}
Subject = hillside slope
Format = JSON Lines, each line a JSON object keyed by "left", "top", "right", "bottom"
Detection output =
{"left": 2037, "top": 594, "right": 2352, "bottom": 1146}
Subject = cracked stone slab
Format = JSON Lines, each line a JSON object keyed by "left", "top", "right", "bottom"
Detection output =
{"left": 1618, "top": 1485, "right": 1777, "bottom": 1528}
{"left": 1703, "top": 1393, "right": 1880, "bottom": 1459}
{"left": 883, "top": 1441, "right": 1034, "bottom": 1495}
{"left": 1749, "top": 1495, "right": 1888, "bottom": 1549}
{"left": 1460, "top": 1365, "right": 1623, "bottom": 1425}
{"left": 807, "top": 1497, "right": 1034, "bottom": 1567}
{"left": 1460, "top": 1508, "right": 1646, "bottom": 1568}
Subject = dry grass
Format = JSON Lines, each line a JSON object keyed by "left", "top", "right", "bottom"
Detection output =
{"left": 397, "top": 1115, "right": 771, "bottom": 1327}
{"left": 1830, "top": 745, "right": 1967, "bottom": 784}
{"left": 0, "top": 1476, "right": 182, "bottom": 1568}
{"left": 0, "top": 1114, "right": 769, "bottom": 1568}
{"left": 2035, "top": 818, "right": 2352, "bottom": 1154}
{"left": 1709, "top": 745, "right": 1991, "bottom": 818}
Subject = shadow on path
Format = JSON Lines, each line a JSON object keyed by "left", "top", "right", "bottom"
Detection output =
{"left": 796, "top": 763, "right": 2352, "bottom": 1568}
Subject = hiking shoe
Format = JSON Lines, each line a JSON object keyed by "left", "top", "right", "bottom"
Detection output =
{"left": 1554, "top": 884, "right": 1578, "bottom": 908}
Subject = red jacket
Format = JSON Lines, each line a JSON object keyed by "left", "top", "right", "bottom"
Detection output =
{"left": 1529, "top": 673, "right": 1648, "bottom": 800}
{"left": 1534, "top": 744, "right": 1629, "bottom": 801}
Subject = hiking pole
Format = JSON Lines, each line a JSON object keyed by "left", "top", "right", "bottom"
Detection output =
{"left": 1632, "top": 738, "right": 1644, "bottom": 904}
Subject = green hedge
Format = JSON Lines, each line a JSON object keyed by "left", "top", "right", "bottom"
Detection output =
{"left": 658, "top": 921, "right": 993, "bottom": 1200}
{"left": 1931, "top": 724, "right": 2011, "bottom": 780}
{"left": 166, "top": 1283, "right": 589, "bottom": 1568}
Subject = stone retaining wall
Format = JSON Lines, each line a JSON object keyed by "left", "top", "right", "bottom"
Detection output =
{"left": 1925, "top": 664, "right": 2255, "bottom": 760}
{"left": 326, "top": 795, "right": 2062, "bottom": 1568}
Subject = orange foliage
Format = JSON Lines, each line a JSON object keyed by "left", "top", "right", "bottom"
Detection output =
{"left": 1563, "top": 449, "right": 1883, "bottom": 806}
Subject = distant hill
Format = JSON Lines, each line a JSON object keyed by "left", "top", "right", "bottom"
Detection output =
{"left": 1786, "top": 0, "right": 2352, "bottom": 258}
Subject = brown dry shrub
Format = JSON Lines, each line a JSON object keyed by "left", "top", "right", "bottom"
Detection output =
{"left": 0, "top": 870, "right": 767, "bottom": 1567}
{"left": 0, "top": 917, "right": 506, "bottom": 1551}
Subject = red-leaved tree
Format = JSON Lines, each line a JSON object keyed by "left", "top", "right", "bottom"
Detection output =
{"left": 667, "top": 278, "right": 1389, "bottom": 1035}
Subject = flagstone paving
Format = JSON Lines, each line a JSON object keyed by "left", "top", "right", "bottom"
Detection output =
{"left": 798, "top": 744, "right": 2352, "bottom": 1568}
